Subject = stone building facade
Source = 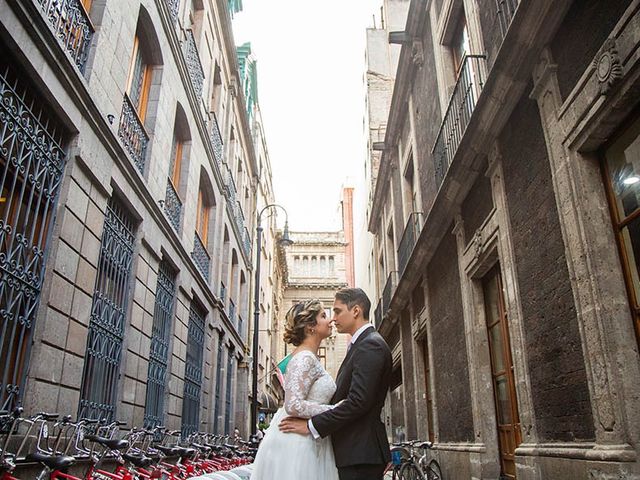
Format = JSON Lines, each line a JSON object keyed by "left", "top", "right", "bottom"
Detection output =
{"left": 282, "top": 230, "right": 349, "bottom": 379}
{"left": 364, "top": 0, "right": 640, "bottom": 478}
{"left": 0, "top": 0, "right": 272, "bottom": 439}
{"left": 278, "top": 188, "right": 356, "bottom": 380}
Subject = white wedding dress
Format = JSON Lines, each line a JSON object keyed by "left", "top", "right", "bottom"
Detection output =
{"left": 249, "top": 350, "right": 339, "bottom": 480}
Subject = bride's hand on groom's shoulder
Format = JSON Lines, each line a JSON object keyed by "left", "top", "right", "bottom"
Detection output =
{"left": 279, "top": 416, "right": 310, "bottom": 436}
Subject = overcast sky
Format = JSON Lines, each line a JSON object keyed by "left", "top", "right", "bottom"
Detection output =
{"left": 232, "top": 0, "right": 383, "bottom": 232}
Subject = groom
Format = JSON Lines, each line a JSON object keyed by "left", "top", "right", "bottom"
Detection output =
{"left": 280, "top": 287, "right": 392, "bottom": 480}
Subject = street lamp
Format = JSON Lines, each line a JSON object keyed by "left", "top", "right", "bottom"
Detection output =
{"left": 251, "top": 204, "right": 293, "bottom": 435}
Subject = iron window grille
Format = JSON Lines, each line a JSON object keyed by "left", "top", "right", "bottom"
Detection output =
{"left": 224, "top": 347, "right": 234, "bottom": 434}
{"left": 182, "top": 302, "right": 206, "bottom": 437}
{"left": 214, "top": 335, "right": 224, "bottom": 433}
{"left": 144, "top": 260, "right": 177, "bottom": 429}
{"left": 0, "top": 57, "right": 67, "bottom": 412}
{"left": 78, "top": 197, "right": 135, "bottom": 421}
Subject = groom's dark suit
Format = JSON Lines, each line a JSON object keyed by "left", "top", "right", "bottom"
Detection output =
{"left": 311, "top": 326, "right": 392, "bottom": 480}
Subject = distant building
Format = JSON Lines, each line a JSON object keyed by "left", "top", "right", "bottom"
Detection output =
{"left": 363, "top": 0, "right": 640, "bottom": 478}
{"left": 280, "top": 187, "right": 355, "bottom": 379}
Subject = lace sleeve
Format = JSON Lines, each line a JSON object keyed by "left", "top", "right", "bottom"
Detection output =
{"left": 284, "top": 352, "right": 333, "bottom": 418}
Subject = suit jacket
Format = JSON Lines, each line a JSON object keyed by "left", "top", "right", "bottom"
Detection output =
{"left": 311, "top": 326, "right": 392, "bottom": 468}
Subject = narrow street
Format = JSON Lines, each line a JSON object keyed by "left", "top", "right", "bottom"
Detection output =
{"left": 1, "top": 0, "right": 639, "bottom": 479}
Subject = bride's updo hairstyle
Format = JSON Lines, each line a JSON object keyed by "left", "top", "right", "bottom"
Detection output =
{"left": 283, "top": 299, "right": 323, "bottom": 346}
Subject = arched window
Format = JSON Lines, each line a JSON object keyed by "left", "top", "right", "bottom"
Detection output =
{"left": 192, "top": 170, "right": 215, "bottom": 282}
{"left": 127, "top": 36, "right": 152, "bottom": 123}
{"left": 196, "top": 188, "right": 211, "bottom": 244}
{"left": 164, "top": 103, "right": 191, "bottom": 232}
{"left": 119, "top": 7, "right": 163, "bottom": 174}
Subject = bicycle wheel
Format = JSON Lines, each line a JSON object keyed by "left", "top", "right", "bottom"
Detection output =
{"left": 425, "top": 460, "right": 443, "bottom": 480}
{"left": 399, "top": 461, "right": 425, "bottom": 480}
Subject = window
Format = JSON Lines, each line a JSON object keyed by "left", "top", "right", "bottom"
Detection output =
{"left": 126, "top": 35, "right": 152, "bottom": 122}
{"left": 196, "top": 188, "right": 210, "bottom": 244}
{"left": 79, "top": 198, "right": 136, "bottom": 421}
{"left": 318, "top": 347, "right": 327, "bottom": 369}
{"left": 182, "top": 302, "right": 206, "bottom": 437}
{"left": 451, "top": 13, "right": 470, "bottom": 76}
{"left": 214, "top": 335, "right": 224, "bottom": 433}
{"left": 170, "top": 135, "right": 183, "bottom": 188}
{"left": 144, "top": 260, "right": 177, "bottom": 428}
{"left": 0, "top": 56, "right": 68, "bottom": 412}
{"left": 603, "top": 115, "right": 640, "bottom": 345}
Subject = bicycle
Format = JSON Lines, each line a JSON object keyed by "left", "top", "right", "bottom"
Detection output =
{"left": 386, "top": 440, "right": 443, "bottom": 480}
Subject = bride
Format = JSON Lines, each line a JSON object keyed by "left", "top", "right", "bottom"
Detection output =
{"left": 249, "top": 299, "right": 339, "bottom": 480}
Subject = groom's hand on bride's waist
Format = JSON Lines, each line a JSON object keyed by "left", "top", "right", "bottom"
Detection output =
{"left": 279, "top": 416, "right": 310, "bottom": 436}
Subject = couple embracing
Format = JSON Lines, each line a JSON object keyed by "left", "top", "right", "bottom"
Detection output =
{"left": 250, "top": 288, "right": 392, "bottom": 480}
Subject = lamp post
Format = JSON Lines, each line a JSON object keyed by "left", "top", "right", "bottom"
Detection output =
{"left": 251, "top": 204, "right": 293, "bottom": 435}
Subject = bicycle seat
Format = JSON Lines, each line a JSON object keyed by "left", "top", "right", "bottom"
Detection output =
{"left": 415, "top": 441, "right": 433, "bottom": 449}
{"left": 191, "top": 443, "right": 211, "bottom": 454}
{"left": 123, "top": 453, "right": 153, "bottom": 468}
{"left": 84, "top": 435, "right": 129, "bottom": 450}
{"left": 27, "top": 452, "right": 76, "bottom": 470}
{"left": 174, "top": 446, "right": 196, "bottom": 458}
{"left": 155, "top": 445, "right": 179, "bottom": 456}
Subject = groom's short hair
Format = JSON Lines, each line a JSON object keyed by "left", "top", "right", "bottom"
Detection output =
{"left": 335, "top": 287, "right": 371, "bottom": 320}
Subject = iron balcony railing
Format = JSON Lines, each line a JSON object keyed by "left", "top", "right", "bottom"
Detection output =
{"left": 382, "top": 271, "right": 398, "bottom": 318}
{"left": 164, "top": 0, "right": 179, "bottom": 22}
{"left": 374, "top": 300, "right": 382, "bottom": 330}
{"left": 229, "top": 301, "right": 237, "bottom": 327}
{"left": 238, "top": 315, "right": 244, "bottom": 339}
{"left": 496, "top": 0, "right": 519, "bottom": 39}
{"left": 35, "top": 0, "right": 94, "bottom": 74}
{"left": 210, "top": 113, "right": 224, "bottom": 167}
{"left": 118, "top": 95, "right": 149, "bottom": 173}
{"left": 397, "top": 212, "right": 423, "bottom": 275}
{"left": 243, "top": 227, "right": 252, "bottom": 259}
{"left": 183, "top": 29, "right": 205, "bottom": 99}
{"left": 225, "top": 166, "right": 237, "bottom": 203}
{"left": 432, "top": 54, "right": 486, "bottom": 188}
{"left": 191, "top": 232, "right": 210, "bottom": 282}
{"left": 164, "top": 180, "right": 182, "bottom": 232}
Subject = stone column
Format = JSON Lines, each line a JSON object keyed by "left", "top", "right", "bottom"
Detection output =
{"left": 529, "top": 47, "right": 639, "bottom": 460}
{"left": 486, "top": 145, "right": 541, "bottom": 480}
{"left": 452, "top": 213, "right": 497, "bottom": 480}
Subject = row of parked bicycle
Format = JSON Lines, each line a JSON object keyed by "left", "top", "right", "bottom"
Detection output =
{"left": 0, "top": 407, "right": 256, "bottom": 479}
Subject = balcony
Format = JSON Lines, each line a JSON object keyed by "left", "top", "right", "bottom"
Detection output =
{"left": 374, "top": 300, "right": 382, "bottom": 330}
{"left": 118, "top": 95, "right": 149, "bottom": 174}
{"left": 164, "top": 0, "right": 179, "bottom": 22}
{"left": 382, "top": 271, "right": 398, "bottom": 318}
{"left": 242, "top": 227, "right": 252, "bottom": 259}
{"left": 191, "top": 233, "right": 210, "bottom": 282}
{"left": 35, "top": 0, "right": 94, "bottom": 74}
{"left": 238, "top": 314, "right": 244, "bottom": 339}
{"left": 496, "top": 0, "right": 519, "bottom": 39}
{"left": 209, "top": 113, "right": 224, "bottom": 167}
{"left": 183, "top": 29, "right": 205, "bottom": 99}
{"left": 229, "top": 301, "right": 237, "bottom": 327}
{"left": 220, "top": 282, "right": 226, "bottom": 303}
{"left": 432, "top": 54, "right": 487, "bottom": 188}
{"left": 397, "top": 212, "right": 422, "bottom": 276}
{"left": 164, "top": 180, "right": 182, "bottom": 232}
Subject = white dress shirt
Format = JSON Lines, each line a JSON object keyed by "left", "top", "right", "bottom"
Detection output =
{"left": 308, "top": 323, "right": 374, "bottom": 439}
